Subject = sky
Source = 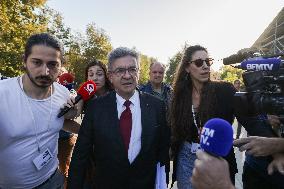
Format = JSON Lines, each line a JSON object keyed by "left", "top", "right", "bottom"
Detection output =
{"left": 47, "top": 0, "right": 283, "bottom": 70}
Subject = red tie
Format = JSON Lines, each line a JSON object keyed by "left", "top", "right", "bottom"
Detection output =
{"left": 119, "top": 100, "right": 132, "bottom": 151}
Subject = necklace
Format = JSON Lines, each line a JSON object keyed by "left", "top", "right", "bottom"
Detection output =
{"left": 18, "top": 76, "right": 53, "bottom": 152}
{"left": 192, "top": 105, "right": 202, "bottom": 139}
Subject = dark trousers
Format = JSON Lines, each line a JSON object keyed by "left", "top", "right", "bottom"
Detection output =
{"left": 243, "top": 162, "right": 284, "bottom": 189}
{"left": 58, "top": 135, "right": 77, "bottom": 189}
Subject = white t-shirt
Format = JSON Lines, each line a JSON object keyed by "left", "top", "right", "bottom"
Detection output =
{"left": 0, "top": 76, "right": 70, "bottom": 189}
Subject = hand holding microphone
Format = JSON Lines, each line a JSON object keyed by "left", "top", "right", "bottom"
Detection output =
{"left": 58, "top": 80, "right": 97, "bottom": 118}
{"left": 200, "top": 118, "right": 233, "bottom": 157}
{"left": 192, "top": 118, "right": 235, "bottom": 189}
{"left": 192, "top": 151, "right": 235, "bottom": 189}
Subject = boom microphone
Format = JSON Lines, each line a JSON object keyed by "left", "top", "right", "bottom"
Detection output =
{"left": 234, "top": 57, "right": 282, "bottom": 71}
{"left": 57, "top": 80, "right": 97, "bottom": 118}
{"left": 200, "top": 118, "right": 233, "bottom": 157}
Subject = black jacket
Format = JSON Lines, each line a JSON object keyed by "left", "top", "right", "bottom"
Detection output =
{"left": 67, "top": 91, "right": 170, "bottom": 189}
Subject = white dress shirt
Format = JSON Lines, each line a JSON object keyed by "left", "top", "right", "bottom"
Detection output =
{"left": 116, "top": 90, "right": 142, "bottom": 164}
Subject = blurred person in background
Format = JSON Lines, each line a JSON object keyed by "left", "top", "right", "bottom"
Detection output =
{"left": 140, "top": 62, "right": 172, "bottom": 107}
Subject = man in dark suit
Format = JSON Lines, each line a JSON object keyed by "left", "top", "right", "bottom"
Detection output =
{"left": 67, "top": 47, "right": 170, "bottom": 189}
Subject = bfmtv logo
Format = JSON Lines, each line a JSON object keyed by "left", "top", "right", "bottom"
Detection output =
{"left": 200, "top": 127, "right": 215, "bottom": 146}
{"left": 246, "top": 63, "right": 273, "bottom": 71}
{"left": 84, "top": 84, "right": 95, "bottom": 95}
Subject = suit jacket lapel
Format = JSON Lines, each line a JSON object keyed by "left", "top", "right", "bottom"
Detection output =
{"left": 139, "top": 92, "right": 152, "bottom": 154}
{"left": 108, "top": 91, "right": 129, "bottom": 159}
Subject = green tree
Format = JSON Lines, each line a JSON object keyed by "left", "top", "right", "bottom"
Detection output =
{"left": 138, "top": 54, "right": 157, "bottom": 84}
{"left": 65, "top": 33, "right": 85, "bottom": 86}
{"left": 165, "top": 43, "right": 189, "bottom": 84}
{"left": 47, "top": 18, "right": 113, "bottom": 85}
{"left": 69, "top": 24, "right": 112, "bottom": 85}
{"left": 165, "top": 51, "right": 183, "bottom": 85}
{"left": 210, "top": 69, "right": 221, "bottom": 80}
{"left": 72, "top": 23, "right": 112, "bottom": 84}
{"left": 83, "top": 23, "right": 112, "bottom": 63}
{"left": 0, "top": 0, "right": 47, "bottom": 77}
{"left": 219, "top": 65, "right": 244, "bottom": 84}
{"left": 45, "top": 7, "right": 73, "bottom": 50}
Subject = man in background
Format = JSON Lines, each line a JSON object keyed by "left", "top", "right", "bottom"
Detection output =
{"left": 140, "top": 62, "right": 172, "bottom": 107}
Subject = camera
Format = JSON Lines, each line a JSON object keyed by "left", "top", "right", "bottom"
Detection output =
{"left": 223, "top": 53, "right": 284, "bottom": 116}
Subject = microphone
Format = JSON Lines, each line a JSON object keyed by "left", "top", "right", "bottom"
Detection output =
{"left": 57, "top": 80, "right": 97, "bottom": 118}
{"left": 234, "top": 57, "right": 282, "bottom": 71}
{"left": 58, "top": 73, "right": 75, "bottom": 91}
{"left": 200, "top": 118, "right": 233, "bottom": 157}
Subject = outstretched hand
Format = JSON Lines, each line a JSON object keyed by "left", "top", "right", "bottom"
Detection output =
{"left": 191, "top": 151, "right": 234, "bottom": 189}
{"left": 234, "top": 136, "right": 283, "bottom": 157}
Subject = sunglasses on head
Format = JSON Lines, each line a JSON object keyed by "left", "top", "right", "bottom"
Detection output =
{"left": 190, "top": 58, "right": 214, "bottom": 67}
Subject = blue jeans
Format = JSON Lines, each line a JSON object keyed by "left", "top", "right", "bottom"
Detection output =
{"left": 176, "top": 142, "right": 196, "bottom": 189}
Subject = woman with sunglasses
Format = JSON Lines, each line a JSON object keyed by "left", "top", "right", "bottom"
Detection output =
{"left": 170, "top": 45, "right": 238, "bottom": 189}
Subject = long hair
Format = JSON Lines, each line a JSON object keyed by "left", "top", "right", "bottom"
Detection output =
{"left": 170, "top": 45, "right": 217, "bottom": 155}
{"left": 84, "top": 60, "right": 112, "bottom": 92}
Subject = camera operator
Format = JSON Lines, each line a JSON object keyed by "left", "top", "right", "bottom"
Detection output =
{"left": 223, "top": 53, "right": 284, "bottom": 189}
{"left": 235, "top": 115, "right": 284, "bottom": 189}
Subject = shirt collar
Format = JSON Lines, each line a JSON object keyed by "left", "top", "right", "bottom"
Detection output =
{"left": 116, "top": 90, "right": 139, "bottom": 108}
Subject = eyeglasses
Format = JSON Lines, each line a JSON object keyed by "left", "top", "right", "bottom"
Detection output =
{"left": 111, "top": 67, "right": 138, "bottom": 77}
{"left": 190, "top": 58, "right": 214, "bottom": 67}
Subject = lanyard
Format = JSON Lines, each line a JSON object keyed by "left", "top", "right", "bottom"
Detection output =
{"left": 192, "top": 105, "right": 202, "bottom": 139}
{"left": 18, "top": 76, "right": 53, "bottom": 152}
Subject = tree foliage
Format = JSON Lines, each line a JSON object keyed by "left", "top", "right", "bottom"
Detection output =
{"left": 138, "top": 54, "right": 156, "bottom": 84}
{"left": 165, "top": 43, "right": 189, "bottom": 85}
{"left": 165, "top": 51, "right": 183, "bottom": 85}
{"left": 71, "top": 23, "right": 112, "bottom": 85}
{"left": 219, "top": 65, "right": 244, "bottom": 84}
{"left": 0, "top": 1, "right": 156, "bottom": 87}
{"left": 0, "top": 0, "right": 47, "bottom": 77}
{"left": 46, "top": 15, "right": 112, "bottom": 85}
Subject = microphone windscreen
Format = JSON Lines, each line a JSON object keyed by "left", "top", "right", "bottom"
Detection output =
{"left": 200, "top": 118, "right": 233, "bottom": 157}
{"left": 77, "top": 80, "right": 97, "bottom": 101}
{"left": 58, "top": 73, "right": 75, "bottom": 85}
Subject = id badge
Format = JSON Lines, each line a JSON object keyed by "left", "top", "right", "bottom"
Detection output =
{"left": 33, "top": 148, "right": 53, "bottom": 171}
{"left": 191, "top": 143, "right": 201, "bottom": 154}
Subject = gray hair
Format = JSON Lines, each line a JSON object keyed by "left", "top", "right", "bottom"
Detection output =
{"left": 107, "top": 47, "right": 139, "bottom": 70}
{"left": 149, "top": 61, "right": 166, "bottom": 71}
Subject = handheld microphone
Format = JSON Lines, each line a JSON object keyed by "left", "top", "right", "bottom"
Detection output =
{"left": 58, "top": 73, "right": 75, "bottom": 91}
{"left": 57, "top": 80, "right": 97, "bottom": 118}
{"left": 234, "top": 57, "right": 282, "bottom": 71}
{"left": 200, "top": 118, "right": 233, "bottom": 157}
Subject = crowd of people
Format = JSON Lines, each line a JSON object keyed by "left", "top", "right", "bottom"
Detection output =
{"left": 1, "top": 32, "right": 284, "bottom": 189}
